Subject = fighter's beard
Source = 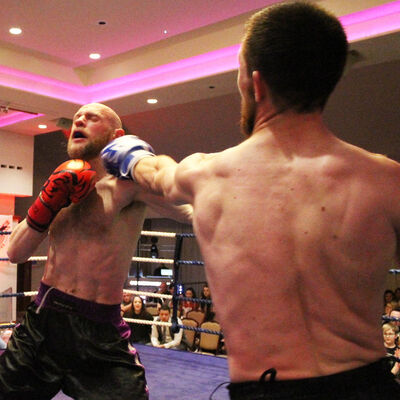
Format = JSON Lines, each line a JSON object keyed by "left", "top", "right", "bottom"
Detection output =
{"left": 240, "top": 90, "right": 256, "bottom": 137}
{"left": 68, "top": 135, "right": 111, "bottom": 160}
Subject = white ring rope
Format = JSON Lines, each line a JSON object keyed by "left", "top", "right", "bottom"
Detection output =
{"left": 124, "top": 318, "right": 171, "bottom": 327}
{"left": 18, "top": 291, "right": 38, "bottom": 297}
{"left": 140, "top": 230, "right": 178, "bottom": 238}
{"left": 123, "top": 290, "right": 172, "bottom": 300}
{"left": 27, "top": 256, "right": 174, "bottom": 264}
{"left": 0, "top": 289, "right": 173, "bottom": 299}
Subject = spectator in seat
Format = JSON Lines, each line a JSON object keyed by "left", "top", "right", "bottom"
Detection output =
{"left": 201, "top": 284, "right": 215, "bottom": 322}
{"left": 123, "top": 296, "right": 153, "bottom": 344}
{"left": 382, "top": 323, "right": 400, "bottom": 378}
{"left": 121, "top": 292, "right": 132, "bottom": 314}
{"left": 180, "top": 287, "right": 199, "bottom": 318}
{"left": 151, "top": 304, "right": 186, "bottom": 350}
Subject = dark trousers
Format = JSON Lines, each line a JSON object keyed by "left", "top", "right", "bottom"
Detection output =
{"left": 228, "top": 359, "right": 400, "bottom": 400}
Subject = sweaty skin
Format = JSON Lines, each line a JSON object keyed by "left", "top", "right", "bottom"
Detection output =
{"left": 135, "top": 120, "right": 400, "bottom": 382}
{"left": 7, "top": 103, "right": 192, "bottom": 305}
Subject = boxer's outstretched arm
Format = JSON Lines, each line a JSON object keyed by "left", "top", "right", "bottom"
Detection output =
{"left": 101, "top": 135, "right": 208, "bottom": 205}
{"left": 134, "top": 154, "right": 207, "bottom": 206}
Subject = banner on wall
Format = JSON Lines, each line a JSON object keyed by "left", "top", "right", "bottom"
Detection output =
{"left": 0, "top": 215, "right": 12, "bottom": 260}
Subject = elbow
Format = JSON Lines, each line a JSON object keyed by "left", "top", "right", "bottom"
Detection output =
{"left": 7, "top": 247, "right": 27, "bottom": 264}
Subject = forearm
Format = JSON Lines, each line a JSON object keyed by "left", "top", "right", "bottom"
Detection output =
{"left": 134, "top": 155, "right": 178, "bottom": 200}
{"left": 7, "top": 219, "right": 47, "bottom": 264}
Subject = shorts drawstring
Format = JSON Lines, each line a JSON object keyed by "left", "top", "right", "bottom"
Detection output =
{"left": 35, "top": 286, "right": 55, "bottom": 314}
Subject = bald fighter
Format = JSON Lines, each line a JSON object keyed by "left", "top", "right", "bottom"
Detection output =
{"left": 102, "top": 2, "right": 400, "bottom": 399}
{"left": 0, "top": 103, "right": 192, "bottom": 399}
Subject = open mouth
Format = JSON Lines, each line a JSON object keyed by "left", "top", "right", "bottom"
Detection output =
{"left": 72, "top": 131, "right": 86, "bottom": 139}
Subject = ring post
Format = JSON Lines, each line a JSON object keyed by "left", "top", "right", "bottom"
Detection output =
{"left": 171, "top": 234, "right": 184, "bottom": 333}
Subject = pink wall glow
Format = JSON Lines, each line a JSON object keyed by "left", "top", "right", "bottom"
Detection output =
{"left": 0, "top": 0, "right": 398, "bottom": 124}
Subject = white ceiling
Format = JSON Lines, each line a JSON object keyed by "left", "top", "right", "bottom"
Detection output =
{"left": 0, "top": 0, "right": 399, "bottom": 161}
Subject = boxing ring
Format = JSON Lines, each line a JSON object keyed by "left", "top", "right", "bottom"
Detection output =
{"left": 0, "top": 229, "right": 229, "bottom": 399}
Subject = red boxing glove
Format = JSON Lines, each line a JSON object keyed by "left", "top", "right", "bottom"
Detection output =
{"left": 27, "top": 160, "right": 96, "bottom": 232}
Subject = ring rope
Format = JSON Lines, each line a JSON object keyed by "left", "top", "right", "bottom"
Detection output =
{"left": 0, "top": 230, "right": 195, "bottom": 238}
{"left": 124, "top": 290, "right": 172, "bottom": 300}
{"left": 0, "top": 290, "right": 214, "bottom": 305}
{"left": 177, "top": 260, "right": 205, "bottom": 266}
{"left": 0, "top": 291, "right": 38, "bottom": 298}
{"left": 0, "top": 323, "right": 16, "bottom": 329}
{"left": 140, "top": 231, "right": 195, "bottom": 239}
{"left": 382, "top": 315, "right": 400, "bottom": 322}
{"left": 174, "top": 295, "right": 212, "bottom": 305}
{"left": 0, "top": 256, "right": 204, "bottom": 265}
{"left": 124, "top": 318, "right": 171, "bottom": 327}
{"left": 0, "top": 320, "right": 221, "bottom": 336}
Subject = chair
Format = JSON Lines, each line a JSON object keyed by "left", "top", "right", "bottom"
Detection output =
{"left": 146, "top": 305, "right": 159, "bottom": 316}
{"left": 186, "top": 310, "right": 205, "bottom": 326}
{"left": 199, "top": 321, "right": 221, "bottom": 355}
{"left": 181, "top": 318, "right": 198, "bottom": 351}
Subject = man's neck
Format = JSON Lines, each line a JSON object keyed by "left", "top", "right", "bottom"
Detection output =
{"left": 250, "top": 108, "right": 335, "bottom": 157}
{"left": 87, "top": 156, "right": 108, "bottom": 179}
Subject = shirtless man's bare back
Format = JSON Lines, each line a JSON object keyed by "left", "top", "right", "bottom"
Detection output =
{"left": 0, "top": 103, "right": 191, "bottom": 399}
{"left": 101, "top": 2, "right": 400, "bottom": 399}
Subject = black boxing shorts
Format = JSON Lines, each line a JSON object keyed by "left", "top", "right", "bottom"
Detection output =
{"left": 228, "top": 359, "right": 400, "bottom": 400}
{"left": 0, "top": 282, "right": 148, "bottom": 400}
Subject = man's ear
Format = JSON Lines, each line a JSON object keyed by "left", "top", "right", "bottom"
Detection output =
{"left": 113, "top": 128, "right": 125, "bottom": 139}
{"left": 252, "top": 71, "right": 268, "bottom": 103}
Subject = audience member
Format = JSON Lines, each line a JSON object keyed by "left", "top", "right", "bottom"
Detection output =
{"left": 382, "top": 323, "right": 400, "bottom": 378}
{"left": 123, "top": 296, "right": 153, "bottom": 344}
{"left": 395, "top": 288, "right": 400, "bottom": 307}
{"left": 383, "top": 324, "right": 398, "bottom": 355}
{"left": 167, "top": 283, "right": 175, "bottom": 309}
{"left": 121, "top": 292, "right": 133, "bottom": 314}
{"left": 384, "top": 289, "right": 397, "bottom": 309}
{"left": 149, "top": 282, "right": 169, "bottom": 309}
{"left": 179, "top": 287, "right": 199, "bottom": 318}
{"left": 200, "top": 284, "right": 215, "bottom": 322}
{"left": 151, "top": 304, "right": 186, "bottom": 350}
{"left": 384, "top": 303, "right": 394, "bottom": 322}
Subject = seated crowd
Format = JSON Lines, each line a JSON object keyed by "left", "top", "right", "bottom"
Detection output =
{"left": 383, "top": 288, "right": 400, "bottom": 380}
{"left": 121, "top": 283, "right": 221, "bottom": 353}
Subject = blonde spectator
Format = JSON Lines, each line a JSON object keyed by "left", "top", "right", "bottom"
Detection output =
{"left": 382, "top": 323, "right": 400, "bottom": 378}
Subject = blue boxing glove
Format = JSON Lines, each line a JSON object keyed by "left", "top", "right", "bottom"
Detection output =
{"left": 101, "top": 135, "right": 155, "bottom": 180}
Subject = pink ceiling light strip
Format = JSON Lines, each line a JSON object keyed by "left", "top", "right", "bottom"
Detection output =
{"left": 0, "top": 111, "right": 43, "bottom": 128}
{"left": 340, "top": 1, "right": 400, "bottom": 41}
{"left": 0, "top": 0, "right": 398, "bottom": 111}
{"left": 87, "top": 44, "right": 240, "bottom": 102}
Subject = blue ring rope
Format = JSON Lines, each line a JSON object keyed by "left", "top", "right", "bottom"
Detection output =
{"left": 174, "top": 295, "right": 212, "bottom": 305}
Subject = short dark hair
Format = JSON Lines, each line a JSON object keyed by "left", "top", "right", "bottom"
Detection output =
{"left": 160, "top": 304, "right": 170, "bottom": 313}
{"left": 242, "top": 1, "right": 348, "bottom": 113}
